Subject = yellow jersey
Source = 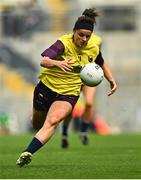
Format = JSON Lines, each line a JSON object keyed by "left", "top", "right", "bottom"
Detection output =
{"left": 38, "top": 33, "right": 102, "bottom": 96}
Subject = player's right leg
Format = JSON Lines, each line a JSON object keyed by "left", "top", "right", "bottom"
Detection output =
{"left": 16, "top": 152, "right": 32, "bottom": 167}
{"left": 16, "top": 109, "right": 46, "bottom": 167}
{"left": 16, "top": 101, "right": 72, "bottom": 167}
{"left": 80, "top": 86, "right": 96, "bottom": 145}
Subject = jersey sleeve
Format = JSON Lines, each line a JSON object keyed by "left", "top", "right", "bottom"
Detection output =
{"left": 95, "top": 51, "right": 104, "bottom": 67}
{"left": 41, "top": 40, "right": 65, "bottom": 59}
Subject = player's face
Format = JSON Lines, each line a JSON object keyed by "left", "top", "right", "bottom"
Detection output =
{"left": 73, "top": 29, "right": 92, "bottom": 48}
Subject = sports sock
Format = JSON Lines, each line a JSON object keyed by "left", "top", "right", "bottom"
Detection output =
{"left": 80, "top": 121, "right": 89, "bottom": 133}
{"left": 62, "top": 123, "right": 69, "bottom": 137}
{"left": 25, "top": 137, "right": 43, "bottom": 154}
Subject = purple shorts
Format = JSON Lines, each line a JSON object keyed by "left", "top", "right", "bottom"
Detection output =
{"left": 33, "top": 81, "right": 79, "bottom": 112}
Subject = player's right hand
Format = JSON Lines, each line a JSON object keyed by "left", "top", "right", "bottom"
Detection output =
{"left": 55, "top": 58, "right": 75, "bottom": 72}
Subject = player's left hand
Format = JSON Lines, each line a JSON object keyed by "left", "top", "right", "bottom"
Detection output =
{"left": 108, "top": 80, "right": 117, "bottom": 96}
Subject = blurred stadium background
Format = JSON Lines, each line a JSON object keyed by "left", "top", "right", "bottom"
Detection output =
{"left": 0, "top": 0, "right": 141, "bottom": 135}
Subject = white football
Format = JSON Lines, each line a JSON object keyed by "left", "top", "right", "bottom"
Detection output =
{"left": 80, "top": 63, "right": 104, "bottom": 87}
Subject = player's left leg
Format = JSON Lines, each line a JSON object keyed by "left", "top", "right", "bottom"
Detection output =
{"left": 80, "top": 86, "right": 96, "bottom": 145}
{"left": 32, "top": 108, "right": 47, "bottom": 130}
{"left": 61, "top": 114, "right": 72, "bottom": 148}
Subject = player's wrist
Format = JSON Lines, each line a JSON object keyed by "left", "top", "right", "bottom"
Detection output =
{"left": 53, "top": 60, "right": 59, "bottom": 67}
{"left": 109, "top": 78, "right": 115, "bottom": 83}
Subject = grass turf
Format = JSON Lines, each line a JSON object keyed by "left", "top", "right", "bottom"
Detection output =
{"left": 0, "top": 132, "right": 141, "bottom": 179}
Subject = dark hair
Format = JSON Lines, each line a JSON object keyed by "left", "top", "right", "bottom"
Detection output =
{"left": 73, "top": 8, "right": 99, "bottom": 31}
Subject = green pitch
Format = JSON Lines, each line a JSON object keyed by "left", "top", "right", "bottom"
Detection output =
{"left": 0, "top": 132, "right": 141, "bottom": 179}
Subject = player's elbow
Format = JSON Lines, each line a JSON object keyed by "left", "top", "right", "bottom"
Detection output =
{"left": 40, "top": 60, "right": 44, "bottom": 67}
{"left": 40, "top": 57, "right": 47, "bottom": 67}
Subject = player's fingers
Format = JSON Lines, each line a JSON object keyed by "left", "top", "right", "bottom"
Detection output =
{"left": 66, "top": 59, "right": 77, "bottom": 64}
{"left": 61, "top": 67, "right": 72, "bottom": 72}
{"left": 62, "top": 64, "right": 73, "bottom": 71}
{"left": 107, "top": 91, "right": 113, "bottom": 96}
{"left": 65, "top": 66, "right": 73, "bottom": 71}
{"left": 107, "top": 87, "right": 116, "bottom": 96}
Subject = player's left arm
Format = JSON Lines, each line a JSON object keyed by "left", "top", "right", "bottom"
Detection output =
{"left": 101, "top": 62, "right": 117, "bottom": 96}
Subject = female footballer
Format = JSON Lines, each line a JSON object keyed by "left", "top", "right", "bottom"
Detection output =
{"left": 16, "top": 8, "right": 117, "bottom": 167}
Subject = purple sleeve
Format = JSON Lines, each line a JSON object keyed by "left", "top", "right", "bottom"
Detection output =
{"left": 41, "top": 40, "right": 65, "bottom": 59}
{"left": 95, "top": 51, "right": 104, "bottom": 67}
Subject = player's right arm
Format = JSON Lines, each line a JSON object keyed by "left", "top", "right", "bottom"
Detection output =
{"left": 40, "top": 40, "right": 73, "bottom": 72}
{"left": 40, "top": 56, "right": 73, "bottom": 72}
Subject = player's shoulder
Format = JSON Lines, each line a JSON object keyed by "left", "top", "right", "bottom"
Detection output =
{"left": 90, "top": 33, "right": 102, "bottom": 46}
{"left": 58, "top": 33, "right": 73, "bottom": 48}
{"left": 59, "top": 33, "right": 73, "bottom": 42}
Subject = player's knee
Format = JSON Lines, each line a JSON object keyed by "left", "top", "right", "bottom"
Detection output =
{"left": 48, "top": 119, "right": 58, "bottom": 127}
{"left": 48, "top": 116, "right": 62, "bottom": 128}
{"left": 85, "top": 102, "right": 93, "bottom": 109}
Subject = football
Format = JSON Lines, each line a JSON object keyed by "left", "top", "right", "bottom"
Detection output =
{"left": 80, "top": 63, "right": 104, "bottom": 87}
